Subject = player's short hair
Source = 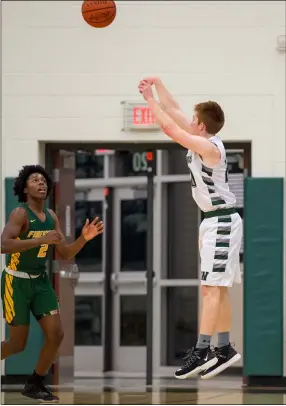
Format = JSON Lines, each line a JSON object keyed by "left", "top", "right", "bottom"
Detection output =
{"left": 14, "top": 165, "right": 53, "bottom": 202}
{"left": 195, "top": 101, "right": 225, "bottom": 135}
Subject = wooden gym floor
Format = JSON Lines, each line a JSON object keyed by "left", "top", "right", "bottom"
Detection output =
{"left": 2, "top": 377, "right": 286, "bottom": 404}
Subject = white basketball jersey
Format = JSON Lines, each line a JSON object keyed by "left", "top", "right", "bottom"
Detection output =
{"left": 186, "top": 136, "right": 236, "bottom": 212}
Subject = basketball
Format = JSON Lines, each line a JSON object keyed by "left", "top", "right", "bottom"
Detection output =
{"left": 81, "top": 1, "right": 116, "bottom": 28}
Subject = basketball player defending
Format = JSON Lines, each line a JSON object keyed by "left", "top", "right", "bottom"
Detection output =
{"left": 1, "top": 165, "right": 104, "bottom": 402}
{"left": 139, "top": 78, "right": 242, "bottom": 379}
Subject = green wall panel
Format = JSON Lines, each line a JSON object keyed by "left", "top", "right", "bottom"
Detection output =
{"left": 244, "top": 177, "right": 283, "bottom": 376}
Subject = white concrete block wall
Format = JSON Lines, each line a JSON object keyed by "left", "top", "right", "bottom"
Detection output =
{"left": 2, "top": 0, "right": 285, "bottom": 177}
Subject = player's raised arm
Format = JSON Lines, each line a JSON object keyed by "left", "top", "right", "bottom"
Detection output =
{"left": 1, "top": 208, "right": 61, "bottom": 254}
{"left": 140, "top": 77, "right": 192, "bottom": 133}
{"left": 49, "top": 210, "right": 104, "bottom": 261}
{"left": 138, "top": 81, "right": 220, "bottom": 166}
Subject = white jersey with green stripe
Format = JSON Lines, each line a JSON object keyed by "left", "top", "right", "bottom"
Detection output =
{"left": 186, "top": 135, "right": 236, "bottom": 212}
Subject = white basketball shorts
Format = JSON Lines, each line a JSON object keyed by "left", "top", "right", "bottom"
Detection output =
{"left": 199, "top": 212, "right": 242, "bottom": 287}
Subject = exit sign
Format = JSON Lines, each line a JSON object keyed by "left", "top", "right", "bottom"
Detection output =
{"left": 122, "top": 101, "right": 160, "bottom": 131}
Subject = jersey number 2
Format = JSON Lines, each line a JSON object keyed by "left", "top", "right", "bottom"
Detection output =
{"left": 38, "top": 244, "right": 48, "bottom": 258}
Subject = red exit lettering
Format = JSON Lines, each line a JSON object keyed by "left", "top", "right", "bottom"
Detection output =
{"left": 133, "top": 107, "right": 156, "bottom": 125}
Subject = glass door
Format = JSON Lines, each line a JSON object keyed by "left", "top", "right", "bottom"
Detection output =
{"left": 111, "top": 187, "right": 148, "bottom": 373}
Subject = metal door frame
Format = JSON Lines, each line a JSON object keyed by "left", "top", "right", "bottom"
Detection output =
{"left": 74, "top": 187, "right": 105, "bottom": 376}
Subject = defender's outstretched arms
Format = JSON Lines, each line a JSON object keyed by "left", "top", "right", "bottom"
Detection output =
{"left": 1, "top": 207, "right": 104, "bottom": 260}
{"left": 49, "top": 210, "right": 104, "bottom": 260}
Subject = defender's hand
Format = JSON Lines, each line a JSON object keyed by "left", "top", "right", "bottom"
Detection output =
{"left": 41, "top": 230, "right": 63, "bottom": 245}
{"left": 81, "top": 217, "right": 104, "bottom": 241}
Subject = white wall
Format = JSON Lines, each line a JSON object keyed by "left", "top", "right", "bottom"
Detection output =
{"left": 2, "top": 0, "right": 285, "bottom": 178}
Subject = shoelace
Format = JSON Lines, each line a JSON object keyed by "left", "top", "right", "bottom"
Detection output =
{"left": 182, "top": 347, "right": 199, "bottom": 367}
{"left": 213, "top": 342, "right": 235, "bottom": 358}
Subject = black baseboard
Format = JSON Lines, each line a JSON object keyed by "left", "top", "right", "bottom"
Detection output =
{"left": 1, "top": 375, "right": 28, "bottom": 386}
{"left": 243, "top": 375, "right": 286, "bottom": 388}
{"left": 1, "top": 373, "right": 53, "bottom": 388}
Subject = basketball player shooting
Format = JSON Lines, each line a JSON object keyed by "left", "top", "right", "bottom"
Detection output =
{"left": 138, "top": 78, "right": 242, "bottom": 379}
{"left": 1, "top": 165, "right": 104, "bottom": 402}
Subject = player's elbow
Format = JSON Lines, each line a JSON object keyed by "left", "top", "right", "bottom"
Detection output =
{"left": 0, "top": 245, "right": 7, "bottom": 254}
{"left": 59, "top": 253, "right": 71, "bottom": 261}
{"left": 58, "top": 249, "right": 73, "bottom": 261}
{"left": 161, "top": 122, "right": 178, "bottom": 137}
{"left": 1, "top": 239, "right": 11, "bottom": 254}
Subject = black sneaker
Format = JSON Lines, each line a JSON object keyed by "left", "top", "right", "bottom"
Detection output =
{"left": 22, "top": 380, "right": 59, "bottom": 403}
{"left": 200, "top": 343, "right": 241, "bottom": 380}
{"left": 174, "top": 346, "right": 218, "bottom": 379}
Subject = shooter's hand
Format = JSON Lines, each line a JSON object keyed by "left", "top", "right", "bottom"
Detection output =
{"left": 141, "top": 76, "right": 160, "bottom": 86}
{"left": 138, "top": 81, "right": 154, "bottom": 102}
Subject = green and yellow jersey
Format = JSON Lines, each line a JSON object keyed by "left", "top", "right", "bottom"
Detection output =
{"left": 7, "top": 204, "right": 55, "bottom": 275}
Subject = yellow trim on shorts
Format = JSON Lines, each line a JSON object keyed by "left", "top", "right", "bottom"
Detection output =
{"left": 4, "top": 274, "right": 15, "bottom": 323}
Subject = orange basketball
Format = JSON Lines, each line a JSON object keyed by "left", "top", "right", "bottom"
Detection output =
{"left": 82, "top": 1, "right": 116, "bottom": 28}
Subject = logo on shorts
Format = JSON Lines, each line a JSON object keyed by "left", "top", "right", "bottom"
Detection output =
{"left": 50, "top": 309, "right": 59, "bottom": 315}
{"left": 30, "top": 220, "right": 36, "bottom": 223}
{"left": 201, "top": 272, "right": 209, "bottom": 281}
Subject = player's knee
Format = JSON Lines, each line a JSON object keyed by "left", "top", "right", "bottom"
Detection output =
{"left": 219, "top": 286, "right": 228, "bottom": 296}
{"left": 46, "top": 327, "right": 64, "bottom": 346}
{"left": 201, "top": 285, "right": 221, "bottom": 299}
{"left": 55, "top": 329, "right": 64, "bottom": 346}
{"left": 58, "top": 329, "right": 64, "bottom": 345}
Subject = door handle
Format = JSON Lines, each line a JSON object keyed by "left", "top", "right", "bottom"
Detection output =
{"left": 110, "top": 273, "right": 118, "bottom": 293}
{"left": 110, "top": 273, "right": 156, "bottom": 293}
{"left": 144, "top": 277, "right": 157, "bottom": 288}
{"left": 78, "top": 274, "right": 105, "bottom": 286}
